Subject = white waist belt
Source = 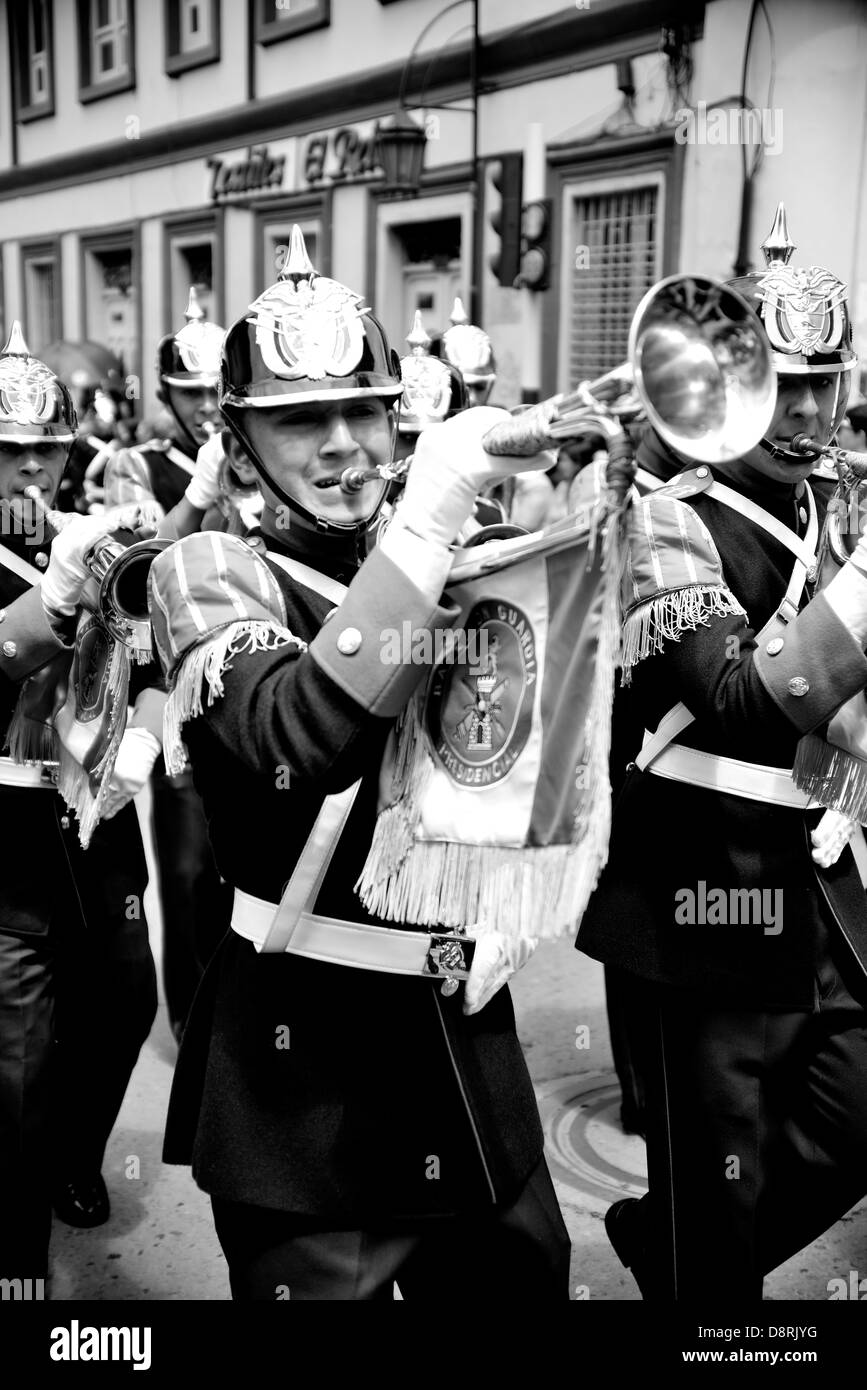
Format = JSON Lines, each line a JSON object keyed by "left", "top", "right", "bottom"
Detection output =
{"left": 645, "top": 742, "right": 820, "bottom": 810}
{"left": 231, "top": 887, "right": 475, "bottom": 981}
{"left": 0, "top": 757, "right": 58, "bottom": 789}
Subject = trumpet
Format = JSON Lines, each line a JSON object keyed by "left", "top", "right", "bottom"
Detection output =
{"left": 791, "top": 434, "right": 867, "bottom": 478}
{"left": 25, "top": 487, "right": 169, "bottom": 660}
{"left": 790, "top": 436, "right": 867, "bottom": 568}
{"left": 319, "top": 457, "right": 411, "bottom": 494}
{"left": 480, "top": 273, "right": 777, "bottom": 466}
{"left": 322, "top": 274, "right": 776, "bottom": 501}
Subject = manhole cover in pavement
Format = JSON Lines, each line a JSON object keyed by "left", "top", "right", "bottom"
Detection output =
{"left": 535, "top": 1072, "right": 648, "bottom": 1212}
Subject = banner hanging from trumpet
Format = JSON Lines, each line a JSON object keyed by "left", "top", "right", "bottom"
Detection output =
{"left": 356, "top": 458, "right": 629, "bottom": 943}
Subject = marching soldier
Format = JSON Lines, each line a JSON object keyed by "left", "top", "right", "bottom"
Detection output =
{"left": 0, "top": 325, "right": 155, "bottom": 1275}
{"left": 387, "top": 312, "right": 507, "bottom": 538}
{"left": 148, "top": 229, "right": 570, "bottom": 1300}
{"left": 578, "top": 206, "right": 867, "bottom": 1299}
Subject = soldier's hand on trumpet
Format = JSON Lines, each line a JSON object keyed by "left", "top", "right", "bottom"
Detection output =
{"left": 38, "top": 511, "right": 120, "bottom": 624}
{"left": 394, "top": 406, "right": 555, "bottom": 551}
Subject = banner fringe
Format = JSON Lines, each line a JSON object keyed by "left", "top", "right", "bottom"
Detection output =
{"left": 58, "top": 636, "right": 131, "bottom": 847}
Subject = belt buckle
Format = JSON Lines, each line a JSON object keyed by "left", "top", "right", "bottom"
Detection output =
{"left": 423, "top": 930, "right": 476, "bottom": 997}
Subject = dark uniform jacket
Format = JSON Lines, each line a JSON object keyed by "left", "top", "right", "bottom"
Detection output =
{"left": 105, "top": 436, "right": 195, "bottom": 516}
{"left": 578, "top": 464, "right": 867, "bottom": 1009}
{"left": 157, "top": 520, "right": 543, "bottom": 1220}
{"left": 0, "top": 541, "right": 83, "bottom": 936}
{"left": 0, "top": 536, "right": 151, "bottom": 939}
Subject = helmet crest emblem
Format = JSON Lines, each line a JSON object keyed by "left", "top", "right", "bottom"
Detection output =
{"left": 246, "top": 276, "right": 367, "bottom": 380}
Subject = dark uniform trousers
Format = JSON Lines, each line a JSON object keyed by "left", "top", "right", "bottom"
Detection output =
{"left": 628, "top": 910, "right": 867, "bottom": 1301}
{"left": 211, "top": 1157, "right": 571, "bottom": 1301}
{"left": 0, "top": 801, "right": 156, "bottom": 1279}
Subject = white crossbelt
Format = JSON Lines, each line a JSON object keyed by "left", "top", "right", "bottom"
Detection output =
{"left": 231, "top": 888, "right": 474, "bottom": 978}
{"left": 0, "top": 756, "right": 58, "bottom": 789}
{"left": 642, "top": 738, "right": 820, "bottom": 809}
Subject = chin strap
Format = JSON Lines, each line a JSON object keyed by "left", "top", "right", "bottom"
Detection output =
{"left": 228, "top": 411, "right": 397, "bottom": 539}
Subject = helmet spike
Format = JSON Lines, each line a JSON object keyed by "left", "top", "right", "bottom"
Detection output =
{"left": 2, "top": 320, "right": 31, "bottom": 357}
{"left": 185, "top": 287, "right": 206, "bottom": 323}
{"left": 449, "top": 297, "right": 469, "bottom": 327}
{"left": 279, "top": 225, "right": 316, "bottom": 282}
{"left": 761, "top": 202, "right": 796, "bottom": 267}
{"left": 406, "top": 311, "right": 431, "bottom": 354}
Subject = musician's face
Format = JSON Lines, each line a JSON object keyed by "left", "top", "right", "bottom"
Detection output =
{"left": 0, "top": 439, "right": 68, "bottom": 533}
{"left": 723, "top": 374, "right": 843, "bottom": 488}
{"left": 165, "top": 385, "right": 220, "bottom": 448}
{"left": 237, "top": 399, "right": 393, "bottom": 535}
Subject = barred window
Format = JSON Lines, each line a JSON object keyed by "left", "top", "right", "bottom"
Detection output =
{"left": 567, "top": 183, "right": 660, "bottom": 386}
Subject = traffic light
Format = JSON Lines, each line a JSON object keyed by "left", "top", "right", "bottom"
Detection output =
{"left": 516, "top": 199, "right": 552, "bottom": 291}
{"left": 487, "top": 154, "right": 523, "bottom": 288}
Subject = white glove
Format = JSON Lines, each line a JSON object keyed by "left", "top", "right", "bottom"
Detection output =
{"left": 462, "top": 930, "right": 539, "bottom": 1017}
{"left": 184, "top": 432, "right": 225, "bottom": 511}
{"left": 101, "top": 727, "right": 162, "bottom": 821}
{"left": 394, "top": 407, "right": 554, "bottom": 550}
{"left": 40, "top": 515, "right": 118, "bottom": 619}
{"left": 810, "top": 807, "right": 860, "bottom": 867}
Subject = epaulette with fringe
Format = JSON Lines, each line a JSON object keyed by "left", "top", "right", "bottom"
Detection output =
{"left": 621, "top": 491, "right": 746, "bottom": 682}
{"left": 148, "top": 531, "right": 306, "bottom": 773}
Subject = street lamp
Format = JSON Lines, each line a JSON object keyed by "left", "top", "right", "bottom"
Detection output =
{"left": 374, "top": 0, "right": 481, "bottom": 319}
{"left": 374, "top": 109, "right": 427, "bottom": 196}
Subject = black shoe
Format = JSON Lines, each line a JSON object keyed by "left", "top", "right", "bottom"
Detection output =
{"left": 605, "top": 1197, "right": 652, "bottom": 1298}
{"left": 619, "top": 1103, "right": 647, "bottom": 1140}
{"left": 52, "top": 1174, "right": 110, "bottom": 1229}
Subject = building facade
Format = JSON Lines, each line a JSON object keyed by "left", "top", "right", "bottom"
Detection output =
{"left": 0, "top": 0, "right": 865, "bottom": 416}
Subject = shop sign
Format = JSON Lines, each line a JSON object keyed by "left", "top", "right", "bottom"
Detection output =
{"left": 302, "top": 122, "right": 381, "bottom": 186}
{"left": 206, "top": 143, "right": 295, "bottom": 202}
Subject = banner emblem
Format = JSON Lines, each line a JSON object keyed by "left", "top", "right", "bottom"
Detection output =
{"left": 247, "top": 276, "right": 366, "bottom": 380}
{"left": 426, "top": 600, "right": 536, "bottom": 787}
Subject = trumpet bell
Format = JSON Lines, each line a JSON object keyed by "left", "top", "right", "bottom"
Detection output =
{"left": 630, "top": 275, "right": 777, "bottom": 464}
{"left": 94, "top": 537, "right": 172, "bottom": 657}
